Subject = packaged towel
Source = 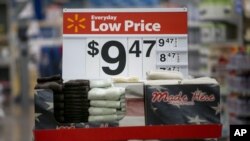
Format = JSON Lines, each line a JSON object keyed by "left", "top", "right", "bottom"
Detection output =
{"left": 146, "top": 70, "right": 183, "bottom": 80}
{"left": 181, "top": 77, "right": 218, "bottom": 84}
{"left": 90, "top": 100, "right": 122, "bottom": 108}
{"left": 88, "top": 107, "right": 117, "bottom": 115}
{"left": 112, "top": 76, "right": 139, "bottom": 83}
{"left": 34, "top": 82, "right": 62, "bottom": 92}
{"left": 88, "top": 115, "right": 119, "bottom": 122}
{"left": 90, "top": 79, "right": 112, "bottom": 88}
{"left": 88, "top": 87, "right": 125, "bottom": 100}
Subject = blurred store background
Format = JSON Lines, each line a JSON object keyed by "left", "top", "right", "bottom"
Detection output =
{"left": 0, "top": 0, "right": 249, "bottom": 141}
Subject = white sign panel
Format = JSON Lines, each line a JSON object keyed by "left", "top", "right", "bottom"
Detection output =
{"left": 63, "top": 8, "right": 188, "bottom": 80}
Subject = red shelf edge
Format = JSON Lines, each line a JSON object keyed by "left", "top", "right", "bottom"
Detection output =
{"left": 34, "top": 124, "right": 222, "bottom": 141}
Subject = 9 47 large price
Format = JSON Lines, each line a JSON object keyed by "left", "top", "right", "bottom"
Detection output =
{"left": 87, "top": 40, "right": 156, "bottom": 75}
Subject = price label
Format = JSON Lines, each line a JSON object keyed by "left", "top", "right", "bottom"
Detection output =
{"left": 156, "top": 37, "right": 187, "bottom": 51}
{"left": 157, "top": 65, "right": 187, "bottom": 72}
{"left": 158, "top": 38, "right": 177, "bottom": 48}
{"left": 157, "top": 51, "right": 187, "bottom": 64}
{"left": 62, "top": 8, "right": 188, "bottom": 80}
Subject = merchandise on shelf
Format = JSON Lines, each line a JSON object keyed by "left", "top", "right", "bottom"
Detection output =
{"left": 227, "top": 51, "right": 250, "bottom": 125}
{"left": 0, "top": 84, "right": 4, "bottom": 118}
{"left": 114, "top": 82, "right": 145, "bottom": 126}
{"left": 33, "top": 6, "right": 224, "bottom": 140}
{"left": 89, "top": 0, "right": 159, "bottom": 8}
{"left": 243, "top": 0, "right": 250, "bottom": 18}
{"left": 35, "top": 77, "right": 130, "bottom": 129}
{"left": 199, "top": 0, "right": 234, "bottom": 20}
{"left": 201, "top": 23, "right": 236, "bottom": 44}
{"left": 34, "top": 73, "right": 222, "bottom": 130}
{"left": 144, "top": 77, "right": 220, "bottom": 125}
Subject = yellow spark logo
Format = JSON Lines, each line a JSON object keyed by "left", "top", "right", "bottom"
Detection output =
{"left": 67, "top": 14, "right": 86, "bottom": 33}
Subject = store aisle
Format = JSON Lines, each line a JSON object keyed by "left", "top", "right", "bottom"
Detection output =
{"left": 0, "top": 103, "right": 34, "bottom": 141}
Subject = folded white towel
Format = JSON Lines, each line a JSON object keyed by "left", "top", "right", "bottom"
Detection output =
{"left": 112, "top": 76, "right": 139, "bottom": 83}
{"left": 88, "top": 115, "right": 118, "bottom": 122}
{"left": 90, "top": 79, "right": 112, "bottom": 88}
{"left": 145, "top": 78, "right": 218, "bottom": 85}
{"left": 89, "top": 107, "right": 117, "bottom": 116}
{"left": 90, "top": 100, "right": 121, "bottom": 108}
{"left": 146, "top": 70, "right": 183, "bottom": 80}
{"left": 88, "top": 87, "right": 125, "bottom": 100}
{"left": 181, "top": 77, "right": 218, "bottom": 84}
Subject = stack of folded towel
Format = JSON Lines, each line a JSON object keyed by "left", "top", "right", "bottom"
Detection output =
{"left": 35, "top": 74, "right": 62, "bottom": 91}
{"left": 54, "top": 80, "right": 90, "bottom": 123}
{"left": 88, "top": 80, "right": 126, "bottom": 122}
{"left": 35, "top": 76, "right": 126, "bottom": 123}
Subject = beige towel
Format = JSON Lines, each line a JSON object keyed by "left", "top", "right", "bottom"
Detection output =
{"left": 146, "top": 70, "right": 183, "bottom": 80}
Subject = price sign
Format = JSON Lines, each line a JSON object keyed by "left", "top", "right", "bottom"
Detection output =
{"left": 62, "top": 8, "right": 188, "bottom": 80}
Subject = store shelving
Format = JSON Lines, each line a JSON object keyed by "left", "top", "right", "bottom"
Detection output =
{"left": 188, "top": 21, "right": 201, "bottom": 28}
{"left": 34, "top": 124, "right": 222, "bottom": 141}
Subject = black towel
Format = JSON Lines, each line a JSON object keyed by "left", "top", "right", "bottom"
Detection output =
{"left": 63, "top": 92, "right": 88, "bottom": 96}
{"left": 54, "top": 95, "right": 89, "bottom": 101}
{"left": 37, "top": 74, "right": 62, "bottom": 83}
{"left": 54, "top": 102, "right": 90, "bottom": 106}
{"left": 53, "top": 79, "right": 91, "bottom": 123}
{"left": 63, "top": 89, "right": 89, "bottom": 94}
{"left": 64, "top": 80, "right": 89, "bottom": 87}
{"left": 63, "top": 86, "right": 89, "bottom": 90}
{"left": 54, "top": 112, "right": 89, "bottom": 117}
{"left": 35, "top": 82, "right": 62, "bottom": 92}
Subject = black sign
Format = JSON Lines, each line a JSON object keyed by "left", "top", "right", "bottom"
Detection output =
{"left": 230, "top": 125, "right": 250, "bottom": 141}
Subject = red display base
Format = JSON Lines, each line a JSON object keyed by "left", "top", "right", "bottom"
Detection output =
{"left": 34, "top": 124, "right": 222, "bottom": 141}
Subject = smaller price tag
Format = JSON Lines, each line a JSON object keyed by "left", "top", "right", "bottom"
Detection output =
{"left": 156, "top": 37, "right": 187, "bottom": 51}
{"left": 158, "top": 38, "right": 177, "bottom": 48}
{"left": 156, "top": 65, "right": 188, "bottom": 74}
{"left": 156, "top": 52, "right": 187, "bottom": 64}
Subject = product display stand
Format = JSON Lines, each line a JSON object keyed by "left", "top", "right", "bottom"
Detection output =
{"left": 34, "top": 124, "right": 222, "bottom": 141}
{"left": 34, "top": 6, "right": 223, "bottom": 141}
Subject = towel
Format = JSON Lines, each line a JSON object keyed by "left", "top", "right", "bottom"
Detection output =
{"left": 63, "top": 91, "right": 89, "bottom": 95}
{"left": 88, "top": 87, "right": 125, "bottom": 100}
{"left": 112, "top": 76, "right": 139, "bottom": 83}
{"left": 146, "top": 70, "right": 183, "bottom": 80}
{"left": 37, "top": 74, "right": 62, "bottom": 83}
{"left": 64, "top": 80, "right": 89, "bottom": 87}
{"left": 88, "top": 115, "right": 119, "bottom": 122}
{"left": 63, "top": 86, "right": 90, "bottom": 90}
{"left": 35, "top": 82, "right": 62, "bottom": 92}
{"left": 90, "top": 79, "right": 112, "bottom": 88}
{"left": 90, "top": 100, "right": 122, "bottom": 108}
{"left": 88, "top": 107, "right": 117, "bottom": 115}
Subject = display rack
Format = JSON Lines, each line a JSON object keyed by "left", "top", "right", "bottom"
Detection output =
{"left": 34, "top": 124, "right": 222, "bottom": 141}
{"left": 34, "top": 3, "right": 222, "bottom": 141}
